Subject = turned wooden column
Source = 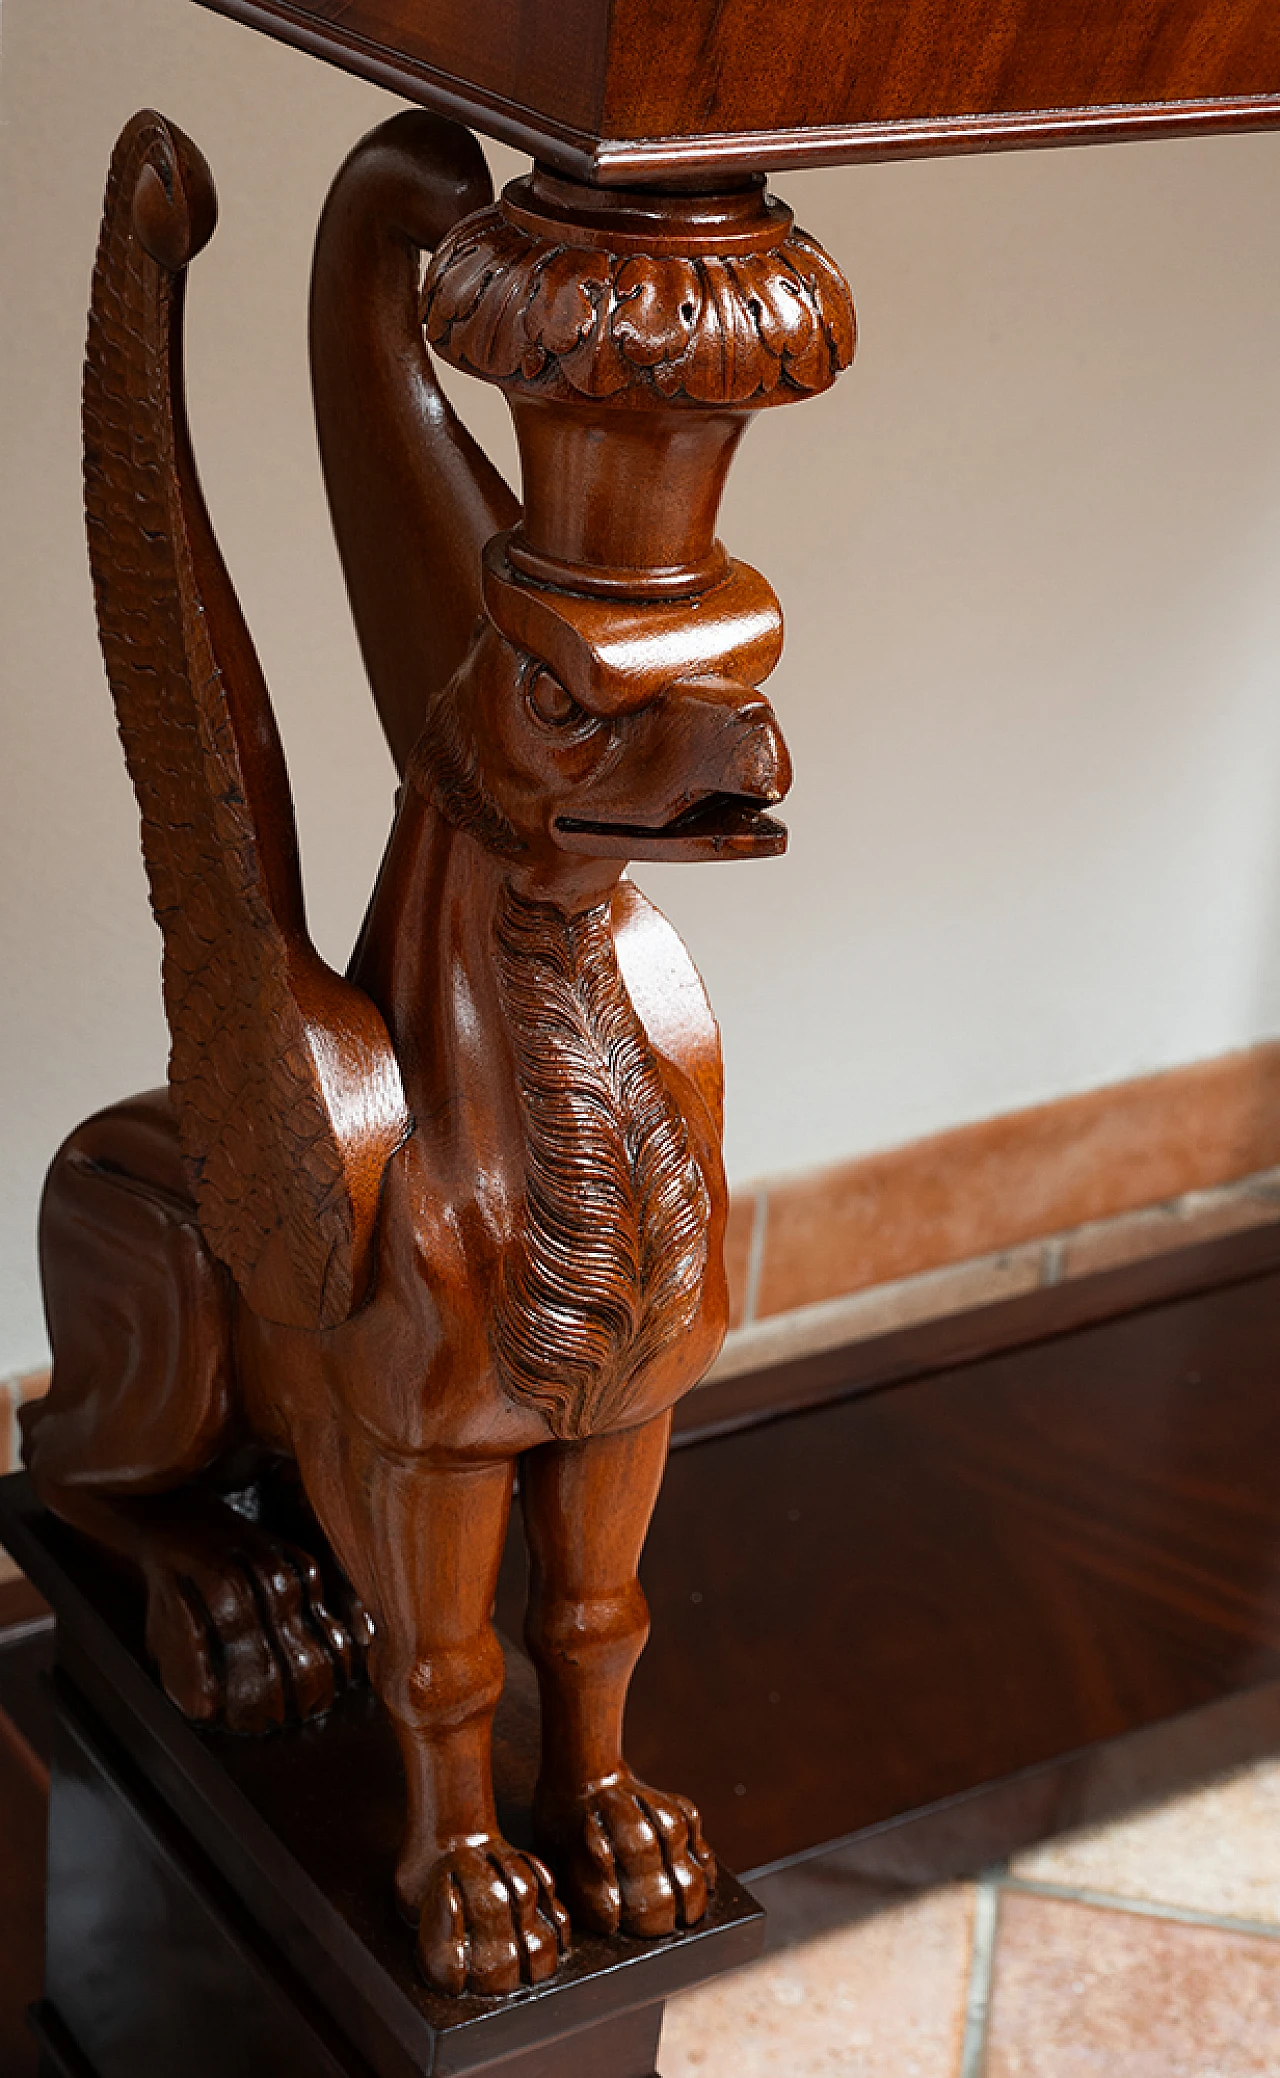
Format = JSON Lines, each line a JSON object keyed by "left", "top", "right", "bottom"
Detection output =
{"left": 422, "top": 167, "right": 853, "bottom": 602}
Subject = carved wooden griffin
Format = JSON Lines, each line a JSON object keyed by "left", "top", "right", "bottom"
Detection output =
{"left": 24, "top": 109, "right": 852, "bottom": 1996}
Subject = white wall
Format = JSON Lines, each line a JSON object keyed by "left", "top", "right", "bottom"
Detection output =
{"left": 3, "top": 0, "right": 1280, "bottom": 1378}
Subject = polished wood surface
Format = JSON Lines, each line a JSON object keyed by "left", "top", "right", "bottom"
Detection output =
{"left": 0, "top": 1651, "right": 45, "bottom": 2078}
{"left": 674, "top": 1215, "right": 1280, "bottom": 1447}
{"left": 194, "top": 0, "right": 1280, "bottom": 179}
{"left": 25, "top": 108, "right": 852, "bottom": 1998}
{"left": 0, "top": 1476, "right": 763, "bottom": 2078}
{"left": 0, "top": 1585, "right": 50, "bottom": 2078}
{"left": 8, "top": 1226, "right": 1280, "bottom": 2072}
{"left": 530, "top": 1229, "right": 1280, "bottom": 1877}
{"left": 30, "top": 0, "right": 1280, "bottom": 2053}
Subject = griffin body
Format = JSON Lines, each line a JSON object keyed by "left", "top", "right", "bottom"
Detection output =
{"left": 23, "top": 107, "right": 850, "bottom": 1997}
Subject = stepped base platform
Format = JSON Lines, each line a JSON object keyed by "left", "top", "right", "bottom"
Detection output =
{"left": 7, "top": 1222, "right": 1280, "bottom": 2069}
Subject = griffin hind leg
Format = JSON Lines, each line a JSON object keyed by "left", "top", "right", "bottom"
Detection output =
{"left": 24, "top": 1089, "right": 356, "bottom": 1732}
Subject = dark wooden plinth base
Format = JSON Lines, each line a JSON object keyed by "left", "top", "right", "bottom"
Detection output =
{"left": 6, "top": 1222, "right": 1280, "bottom": 2070}
{"left": 24, "top": 1684, "right": 710, "bottom": 2078}
{"left": 613, "top": 1222, "right": 1280, "bottom": 1883}
{"left": 0, "top": 1488, "right": 763, "bottom": 2078}
{"left": 523, "top": 1220, "right": 1280, "bottom": 1889}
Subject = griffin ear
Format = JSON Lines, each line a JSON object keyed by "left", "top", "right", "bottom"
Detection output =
{"left": 310, "top": 111, "right": 520, "bottom": 776}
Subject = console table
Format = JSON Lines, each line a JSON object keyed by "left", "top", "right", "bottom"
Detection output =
{"left": 9, "top": 6, "right": 1280, "bottom": 2074}
{"left": 196, "top": 0, "right": 1280, "bottom": 176}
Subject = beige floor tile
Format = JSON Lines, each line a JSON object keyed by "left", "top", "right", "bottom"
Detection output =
{"left": 707, "top": 1245, "right": 1041, "bottom": 1381}
{"left": 1059, "top": 1186, "right": 1280, "bottom": 1280}
{"left": 985, "top": 1890, "right": 1280, "bottom": 2076}
{"left": 1011, "top": 1756, "right": 1280, "bottom": 1925}
{"left": 659, "top": 1881, "right": 974, "bottom": 2078}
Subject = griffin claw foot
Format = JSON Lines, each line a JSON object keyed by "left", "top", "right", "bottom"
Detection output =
{"left": 417, "top": 1841, "right": 571, "bottom": 1997}
{"left": 142, "top": 1521, "right": 354, "bottom": 1734}
{"left": 535, "top": 1773, "right": 717, "bottom": 1938}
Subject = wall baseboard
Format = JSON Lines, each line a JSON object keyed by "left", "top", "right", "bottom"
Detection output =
{"left": 725, "top": 1040, "right": 1280, "bottom": 1329}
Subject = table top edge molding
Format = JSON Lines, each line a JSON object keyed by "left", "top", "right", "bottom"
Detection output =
{"left": 594, "top": 94, "right": 1280, "bottom": 179}
{"left": 193, "top": 0, "right": 1280, "bottom": 182}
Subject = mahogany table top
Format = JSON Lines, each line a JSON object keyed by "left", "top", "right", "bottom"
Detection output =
{"left": 196, "top": 0, "right": 1280, "bottom": 181}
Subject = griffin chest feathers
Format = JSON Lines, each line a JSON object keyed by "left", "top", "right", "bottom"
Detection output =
{"left": 489, "top": 882, "right": 711, "bottom": 1441}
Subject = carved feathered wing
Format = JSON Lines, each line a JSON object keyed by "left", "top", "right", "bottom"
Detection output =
{"left": 83, "top": 111, "right": 411, "bottom": 1331}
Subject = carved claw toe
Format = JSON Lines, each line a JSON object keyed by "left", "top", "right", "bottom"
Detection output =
{"left": 324, "top": 1570, "right": 376, "bottom": 1673}
{"left": 142, "top": 1523, "right": 354, "bottom": 1734}
{"left": 535, "top": 1774, "right": 716, "bottom": 1938}
{"left": 417, "top": 1841, "right": 571, "bottom": 1997}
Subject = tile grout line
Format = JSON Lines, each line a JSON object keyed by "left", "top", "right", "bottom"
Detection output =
{"left": 999, "top": 1873, "right": 1280, "bottom": 1943}
{"left": 957, "top": 1873, "right": 1001, "bottom": 2078}
{"left": 741, "top": 1189, "right": 768, "bottom": 1329}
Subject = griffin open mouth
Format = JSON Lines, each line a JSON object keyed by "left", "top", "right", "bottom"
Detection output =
{"left": 555, "top": 791, "right": 788, "bottom": 861}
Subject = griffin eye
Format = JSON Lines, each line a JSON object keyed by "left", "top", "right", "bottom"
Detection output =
{"left": 527, "top": 668, "right": 582, "bottom": 729}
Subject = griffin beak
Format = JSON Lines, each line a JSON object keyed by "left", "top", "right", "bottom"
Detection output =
{"left": 554, "top": 675, "right": 791, "bottom": 862}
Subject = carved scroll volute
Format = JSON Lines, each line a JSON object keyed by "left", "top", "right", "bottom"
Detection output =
{"left": 423, "top": 167, "right": 855, "bottom": 603}
{"left": 310, "top": 111, "right": 520, "bottom": 776}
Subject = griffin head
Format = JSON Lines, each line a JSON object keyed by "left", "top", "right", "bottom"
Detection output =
{"left": 405, "top": 534, "right": 792, "bottom": 900}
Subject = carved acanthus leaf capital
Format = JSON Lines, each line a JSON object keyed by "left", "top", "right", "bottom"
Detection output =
{"left": 423, "top": 207, "right": 855, "bottom": 408}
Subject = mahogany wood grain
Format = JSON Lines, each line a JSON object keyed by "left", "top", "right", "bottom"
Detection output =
{"left": 496, "top": 1242, "right": 1280, "bottom": 1883}
{"left": 600, "top": 0, "right": 1280, "bottom": 162}
{"left": 193, "top": 0, "right": 1280, "bottom": 180}
{"left": 674, "top": 1218, "right": 1280, "bottom": 1447}
{"left": 27, "top": 107, "right": 851, "bottom": 2001}
{"left": 640, "top": 1262, "right": 1280, "bottom": 1875}
{"left": 0, "top": 1704, "right": 44, "bottom": 2078}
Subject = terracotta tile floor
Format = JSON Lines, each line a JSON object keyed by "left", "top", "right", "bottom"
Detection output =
{"left": 660, "top": 1756, "right": 1280, "bottom": 2075}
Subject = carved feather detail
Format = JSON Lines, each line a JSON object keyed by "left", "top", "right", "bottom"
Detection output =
{"left": 83, "top": 111, "right": 410, "bottom": 1330}
{"left": 492, "top": 885, "right": 711, "bottom": 1440}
